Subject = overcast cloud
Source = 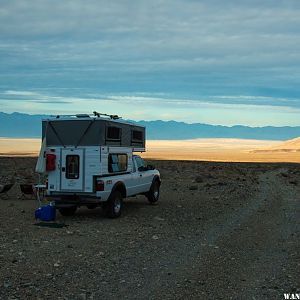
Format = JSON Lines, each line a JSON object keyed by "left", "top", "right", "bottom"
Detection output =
{"left": 0, "top": 0, "right": 300, "bottom": 125}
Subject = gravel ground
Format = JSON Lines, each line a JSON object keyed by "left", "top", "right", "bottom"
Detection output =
{"left": 0, "top": 157, "right": 299, "bottom": 299}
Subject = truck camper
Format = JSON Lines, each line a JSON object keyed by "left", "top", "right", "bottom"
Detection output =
{"left": 36, "top": 112, "right": 161, "bottom": 218}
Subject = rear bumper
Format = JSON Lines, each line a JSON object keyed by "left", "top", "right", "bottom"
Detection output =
{"left": 45, "top": 194, "right": 103, "bottom": 208}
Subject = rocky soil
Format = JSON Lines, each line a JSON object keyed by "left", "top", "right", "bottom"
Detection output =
{"left": 0, "top": 157, "right": 299, "bottom": 299}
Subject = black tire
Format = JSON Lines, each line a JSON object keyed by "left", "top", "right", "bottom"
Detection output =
{"left": 104, "top": 190, "right": 123, "bottom": 218}
{"left": 146, "top": 180, "right": 160, "bottom": 204}
{"left": 58, "top": 206, "right": 77, "bottom": 216}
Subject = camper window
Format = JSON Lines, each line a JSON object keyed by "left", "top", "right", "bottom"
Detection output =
{"left": 108, "top": 154, "right": 128, "bottom": 173}
{"left": 131, "top": 130, "right": 143, "bottom": 143}
{"left": 66, "top": 155, "right": 80, "bottom": 179}
{"left": 106, "top": 126, "right": 121, "bottom": 141}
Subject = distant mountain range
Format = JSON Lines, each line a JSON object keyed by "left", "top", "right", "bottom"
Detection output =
{"left": 1, "top": 112, "right": 300, "bottom": 141}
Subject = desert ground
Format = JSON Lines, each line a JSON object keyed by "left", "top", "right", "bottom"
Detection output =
{"left": 0, "top": 137, "right": 300, "bottom": 163}
{"left": 0, "top": 157, "right": 299, "bottom": 299}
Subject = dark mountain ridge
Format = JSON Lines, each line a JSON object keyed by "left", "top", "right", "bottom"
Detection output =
{"left": 0, "top": 112, "right": 300, "bottom": 140}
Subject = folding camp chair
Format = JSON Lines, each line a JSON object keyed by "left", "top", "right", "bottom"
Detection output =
{"left": 0, "top": 183, "right": 14, "bottom": 199}
{"left": 20, "top": 184, "right": 35, "bottom": 199}
{"left": 33, "top": 184, "right": 47, "bottom": 206}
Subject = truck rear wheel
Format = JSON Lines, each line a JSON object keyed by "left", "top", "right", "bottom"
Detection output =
{"left": 58, "top": 206, "right": 77, "bottom": 216}
{"left": 146, "top": 180, "right": 160, "bottom": 204}
{"left": 105, "top": 190, "right": 123, "bottom": 218}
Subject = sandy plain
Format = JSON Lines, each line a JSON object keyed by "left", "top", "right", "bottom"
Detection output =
{"left": 0, "top": 137, "right": 299, "bottom": 163}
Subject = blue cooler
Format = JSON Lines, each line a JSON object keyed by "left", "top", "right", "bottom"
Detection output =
{"left": 35, "top": 204, "right": 56, "bottom": 221}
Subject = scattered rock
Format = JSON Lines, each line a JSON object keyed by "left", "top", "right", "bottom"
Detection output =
{"left": 289, "top": 180, "right": 297, "bottom": 185}
{"left": 152, "top": 235, "right": 159, "bottom": 240}
{"left": 189, "top": 185, "right": 198, "bottom": 191}
{"left": 194, "top": 176, "right": 203, "bottom": 183}
{"left": 20, "top": 282, "right": 33, "bottom": 288}
{"left": 3, "top": 281, "right": 11, "bottom": 288}
{"left": 78, "top": 293, "right": 87, "bottom": 300}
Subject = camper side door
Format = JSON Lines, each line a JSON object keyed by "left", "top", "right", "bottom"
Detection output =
{"left": 61, "top": 148, "right": 84, "bottom": 191}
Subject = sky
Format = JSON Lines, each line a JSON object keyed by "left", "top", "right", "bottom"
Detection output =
{"left": 0, "top": 0, "right": 300, "bottom": 126}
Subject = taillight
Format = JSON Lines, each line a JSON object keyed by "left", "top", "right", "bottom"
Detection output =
{"left": 95, "top": 179, "right": 104, "bottom": 191}
{"left": 46, "top": 154, "right": 56, "bottom": 171}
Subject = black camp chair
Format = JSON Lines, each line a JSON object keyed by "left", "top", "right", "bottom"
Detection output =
{"left": 0, "top": 183, "right": 14, "bottom": 199}
{"left": 20, "top": 184, "right": 35, "bottom": 199}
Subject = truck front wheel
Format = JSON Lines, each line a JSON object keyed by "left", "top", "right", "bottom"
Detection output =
{"left": 146, "top": 180, "right": 160, "bottom": 204}
{"left": 104, "top": 190, "right": 123, "bottom": 218}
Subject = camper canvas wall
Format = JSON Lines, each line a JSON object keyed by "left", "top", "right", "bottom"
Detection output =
{"left": 42, "top": 116, "right": 145, "bottom": 150}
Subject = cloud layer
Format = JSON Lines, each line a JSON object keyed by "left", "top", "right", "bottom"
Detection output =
{"left": 0, "top": 0, "right": 300, "bottom": 125}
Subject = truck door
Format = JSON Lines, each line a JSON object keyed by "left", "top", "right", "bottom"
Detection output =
{"left": 61, "top": 148, "right": 84, "bottom": 191}
{"left": 132, "top": 156, "right": 152, "bottom": 194}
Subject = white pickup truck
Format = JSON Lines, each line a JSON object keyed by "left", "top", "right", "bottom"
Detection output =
{"left": 47, "top": 154, "right": 161, "bottom": 218}
{"left": 39, "top": 113, "right": 161, "bottom": 218}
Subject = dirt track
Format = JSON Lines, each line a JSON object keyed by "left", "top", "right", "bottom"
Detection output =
{"left": 0, "top": 158, "right": 299, "bottom": 299}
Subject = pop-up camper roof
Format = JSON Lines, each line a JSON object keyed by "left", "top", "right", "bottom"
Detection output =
{"left": 42, "top": 112, "right": 145, "bottom": 150}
